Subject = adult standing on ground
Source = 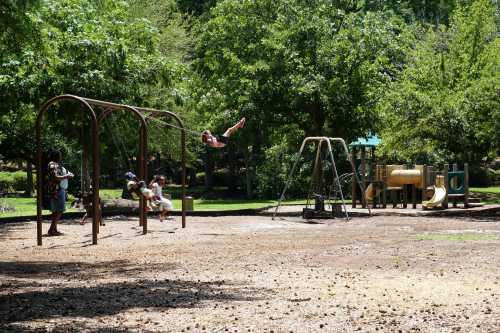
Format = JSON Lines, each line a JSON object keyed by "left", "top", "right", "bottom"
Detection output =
{"left": 47, "top": 151, "right": 73, "bottom": 236}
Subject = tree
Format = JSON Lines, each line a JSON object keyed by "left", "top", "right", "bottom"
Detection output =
{"left": 0, "top": 0, "right": 175, "bottom": 192}
{"left": 192, "top": 0, "right": 411, "bottom": 196}
{"left": 377, "top": 0, "right": 499, "bottom": 164}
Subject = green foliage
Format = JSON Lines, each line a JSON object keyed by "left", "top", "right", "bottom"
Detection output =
{"left": 378, "top": 0, "right": 499, "bottom": 164}
{"left": 192, "top": 0, "right": 413, "bottom": 196}
{"left": 194, "top": 0, "right": 411, "bottom": 140}
{"left": 0, "top": 0, "right": 179, "bottom": 168}
{"left": 0, "top": 171, "right": 30, "bottom": 192}
{"left": 1, "top": 0, "right": 498, "bottom": 199}
{"left": 195, "top": 168, "right": 243, "bottom": 187}
{"left": 0, "top": 0, "right": 41, "bottom": 55}
{"left": 176, "top": 0, "right": 217, "bottom": 16}
{"left": 363, "top": 0, "right": 472, "bottom": 25}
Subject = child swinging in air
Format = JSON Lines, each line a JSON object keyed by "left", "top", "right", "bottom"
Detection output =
{"left": 201, "top": 118, "right": 245, "bottom": 148}
{"left": 125, "top": 172, "right": 156, "bottom": 210}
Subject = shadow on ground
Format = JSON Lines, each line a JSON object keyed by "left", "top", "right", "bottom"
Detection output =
{"left": 0, "top": 277, "right": 266, "bottom": 325}
{"left": 0, "top": 260, "right": 179, "bottom": 280}
{"left": 1, "top": 323, "right": 159, "bottom": 333}
{"left": 0, "top": 222, "right": 31, "bottom": 240}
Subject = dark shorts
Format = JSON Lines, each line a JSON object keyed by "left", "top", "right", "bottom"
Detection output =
{"left": 50, "top": 188, "right": 66, "bottom": 213}
{"left": 216, "top": 135, "right": 229, "bottom": 145}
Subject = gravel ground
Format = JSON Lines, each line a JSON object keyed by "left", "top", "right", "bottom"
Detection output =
{"left": 1, "top": 215, "right": 499, "bottom": 332}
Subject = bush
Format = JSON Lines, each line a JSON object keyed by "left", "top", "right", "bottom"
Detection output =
{"left": 0, "top": 171, "right": 28, "bottom": 193}
{"left": 469, "top": 166, "right": 492, "bottom": 187}
{"left": 255, "top": 144, "right": 313, "bottom": 199}
{"left": 195, "top": 169, "right": 241, "bottom": 188}
{"left": 489, "top": 168, "right": 500, "bottom": 184}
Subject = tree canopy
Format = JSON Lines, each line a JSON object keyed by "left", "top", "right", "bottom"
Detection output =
{"left": 0, "top": 0, "right": 498, "bottom": 195}
{"left": 378, "top": 0, "right": 499, "bottom": 164}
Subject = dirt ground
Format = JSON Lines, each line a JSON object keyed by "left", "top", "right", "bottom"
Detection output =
{"left": 1, "top": 214, "right": 499, "bottom": 333}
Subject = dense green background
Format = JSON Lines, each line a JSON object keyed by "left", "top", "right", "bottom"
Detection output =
{"left": 0, "top": 0, "right": 498, "bottom": 202}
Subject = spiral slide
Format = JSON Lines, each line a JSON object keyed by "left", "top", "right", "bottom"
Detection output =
{"left": 421, "top": 186, "right": 447, "bottom": 208}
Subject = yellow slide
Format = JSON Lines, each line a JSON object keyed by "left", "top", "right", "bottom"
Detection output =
{"left": 422, "top": 175, "right": 447, "bottom": 209}
{"left": 365, "top": 183, "right": 380, "bottom": 202}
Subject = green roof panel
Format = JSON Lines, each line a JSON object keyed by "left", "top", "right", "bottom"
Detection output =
{"left": 349, "top": 135, "right": 380, "bottom": 147}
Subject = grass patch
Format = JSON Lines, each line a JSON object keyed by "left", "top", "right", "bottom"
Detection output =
{"left": 0, "top": 197, "right": 79, "bottom": 218}
{"left": 470, "top": 186, "right": 500, "bottom": 194}
{"left": 416, "top": 233, "right": 500, "bottom": 241}
{"left": 470, "top": 186, "right": 500, "bottom": 204}
{"left": 0, "top": 193, "right": 321, "bottom": 218}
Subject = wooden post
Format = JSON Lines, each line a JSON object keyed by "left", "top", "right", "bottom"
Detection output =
{"left": 412, "top": 184, "right": 417, "bottom": 209}
{"left": 360, "top": 147, "right": 366, "bottom": 208}
{"left": 403, "top": 184, "right": 408, "bottom": 208}
{"left": 464, "top": 163, "right": 469, "bottom": 208}
{"left": 351, "top": 147, "right": 357, "bottom": 208}
{"left": 442, "top": 164, "right": 449, "bottom": 209}
{"left": 382, "top": 169, "right": 387, "bottom": 208}
{"left": 452, "top": 163, "right": 458, "bottom": 208}
{"left": 312, "top": 140, "right": 324, "bottom": 193}
{"left": 422, "top": 164, "right": 427, "bottom": 202}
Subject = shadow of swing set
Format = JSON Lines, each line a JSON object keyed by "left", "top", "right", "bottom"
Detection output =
{"left": 36, "top": 95, "right": 189, "bottom": 246}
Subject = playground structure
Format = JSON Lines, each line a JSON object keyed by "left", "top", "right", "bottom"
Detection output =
{"left": 350, "top": 137, "right": 470, "bottom": 210}
{"left": 273, "top": 137, "right": 370, "bottom": 220}
{"left": 36, "top": 95, "right": 188, "bottom": 246}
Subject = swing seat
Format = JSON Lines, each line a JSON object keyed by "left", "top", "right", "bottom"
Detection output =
{"left": 302, "top": 207, "right": 334, "bottom": 219}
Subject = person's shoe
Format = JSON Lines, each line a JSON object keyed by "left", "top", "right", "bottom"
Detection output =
{"left": 238, "top": 117, "right": 246, "bottom": 128}
{"left": 48, "top": 230, "right": 64, "bottom": 236}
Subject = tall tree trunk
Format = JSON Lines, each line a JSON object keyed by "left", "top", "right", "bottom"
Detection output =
{"left": 244, "top": 147, "right": 253, "bottom": 199}
{"left": 227, "top": 148, "right": 238, "bottom": 192}
{"left": 25, "top": 160, "right": 33, "bottom": 197}
{"left": 204, "top": 147, "right": 214, "bottom": 190}
{"left": 305, "top": 102, "right": 325, "bottom": 136}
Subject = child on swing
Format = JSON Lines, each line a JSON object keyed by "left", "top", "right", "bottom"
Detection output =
{"left": 201, "top": 118, "right": 245, "bottom": 148}
{"left": 149, "top": 175, "right": 174, "bottom": 222}
{"left": 125, "top": 172, "right": 156, "bottom": 210}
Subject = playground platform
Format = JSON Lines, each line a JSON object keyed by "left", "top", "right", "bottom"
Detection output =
{"left": 264, "top": 203, "right": 500, "bottom": 218}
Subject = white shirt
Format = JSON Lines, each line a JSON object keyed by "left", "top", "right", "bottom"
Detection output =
{"left": 60, "top": 166, "right": 69, "bottom": 190}
{"left": 151, "top": 183, "right": 163, "bottom": 199}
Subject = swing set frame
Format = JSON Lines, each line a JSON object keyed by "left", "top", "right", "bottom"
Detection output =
{"left": 36, "top": 94, "right": 187, "bottom": 246}
{"left": 272, "top": 137, "right": 370, "bottom": 220}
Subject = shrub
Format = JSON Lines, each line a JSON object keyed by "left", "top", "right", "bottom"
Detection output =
{"left": 489, "top": 168, "right": 500, "bottom": 184}
{"left": 195, "top": 169, "right": 239, "bottom": 188}
{"left": 0, "top": 171, "right": 29, "bottom": 193}
{"left": 469, "top": 166, "right": 492, "bottom": 187}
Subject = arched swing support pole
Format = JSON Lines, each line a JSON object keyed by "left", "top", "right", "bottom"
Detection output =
{"left": 324, "top": 139, "right": 349, "bottom": 220}
{"left": 327, "top": 137, "right": 371, "bottom": 215}
{"left": 36, "top": 95, "right": 100, "bottom": 246}
{"left": 272, "top": 136, "right": 371, "bottom": 220}
{"left": 98, "top": 106, "right": 149, "bottom": 234}
{"left": 36, "top": 95, "right": 189, "bottom": 245}
{"left": 140, "top": 108, "right": 187, "bottom": 229}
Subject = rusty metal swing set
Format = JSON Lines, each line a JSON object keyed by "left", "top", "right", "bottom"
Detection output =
{"left": 36, "top": 95, "right": 188, "bottom": 246}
